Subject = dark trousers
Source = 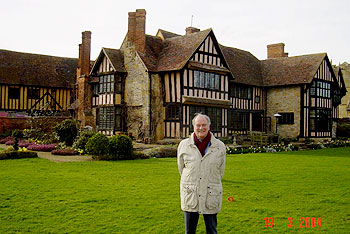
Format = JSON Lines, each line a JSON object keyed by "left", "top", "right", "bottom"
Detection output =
{"left": 184, "top": 211, "right": 217, "bottom": 234}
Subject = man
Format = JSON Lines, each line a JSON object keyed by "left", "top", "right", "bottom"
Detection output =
{"left": 177, "top": 113, "right": 226, "bottom": 234}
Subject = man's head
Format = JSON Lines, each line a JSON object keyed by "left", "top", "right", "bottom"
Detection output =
{"left": 192, "top": 113, "right": 211, "bottom": 140}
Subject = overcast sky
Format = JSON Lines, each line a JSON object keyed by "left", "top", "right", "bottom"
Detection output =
{"left": 1, "top": 0, "right": 349, "bottom": 65}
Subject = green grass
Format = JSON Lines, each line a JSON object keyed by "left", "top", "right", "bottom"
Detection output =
{"left": 0, "top": 148, "right": 349, "bottom": 233}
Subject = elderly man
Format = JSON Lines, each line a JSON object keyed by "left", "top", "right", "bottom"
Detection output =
{"left": 177, "top": 113, "right": 226, "bottom": 234}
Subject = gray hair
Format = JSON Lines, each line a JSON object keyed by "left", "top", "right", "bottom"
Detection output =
{"left": 192, "top": 113, "right": 211, "bottom": 127}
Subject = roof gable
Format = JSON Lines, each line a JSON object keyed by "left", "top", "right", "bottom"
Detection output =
{"left": 90, "top": 48, "right": 126, "bottom": 74}
{"left": 261, "top": 53, "right": 327, "bottom": 86}
{"left": 0, "top": 49, "right": 77, "bottom": 88}
{"left": 156, "top": 29, "right": 180, "bottom": 40}
{"left": 156, "top": 29, "right": 212, "bottom": 72}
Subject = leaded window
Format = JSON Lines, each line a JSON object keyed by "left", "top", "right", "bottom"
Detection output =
{"left": 230, "top": 84, "right": 252, "bottom": 100}
{"left": 166, "top": 104, "right": 180, "bottom": 121}
{"left": 193, "top": 70, "right": 220, "bottom": 90}
{"left": 278, "top": 113, "right": 294, "bottom": 124}
{"left": 309, "top": 109, "right": 331, "bottom": 132}
{"left": 310, "top": 80, "right": 331, "bottom": 98}
{"left": 99, "top": 75, "right": 114, "bottom": 94}
{"left": 229, "top": 110, "right": 250, "bottom": 130}
{"left": 98, "top": 106, "right": 114, "bottom": 131}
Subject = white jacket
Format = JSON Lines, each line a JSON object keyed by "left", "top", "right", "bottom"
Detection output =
{"left": 177, "top": 133, "right": 226, "bottom": 214}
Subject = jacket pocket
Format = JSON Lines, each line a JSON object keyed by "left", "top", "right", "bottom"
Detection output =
{"left": 206, "top": 183, "right": 222, "bottom": 210}
{"left": 181, "top": 183, "right": 198, "bottom": 209}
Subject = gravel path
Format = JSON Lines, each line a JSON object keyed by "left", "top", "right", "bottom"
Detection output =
{"left": 0, "top": 144, "right": 93, "bottom": 163}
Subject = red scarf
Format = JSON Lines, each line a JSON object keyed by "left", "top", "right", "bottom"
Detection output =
{"left": 194, "top": 132, "right": 211, "bottom": 156}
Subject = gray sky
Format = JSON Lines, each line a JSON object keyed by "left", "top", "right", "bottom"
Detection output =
{"left": 1, "top": 0, "right": 349, "bottom": 65}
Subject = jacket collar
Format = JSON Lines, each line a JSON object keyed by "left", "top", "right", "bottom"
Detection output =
{"left": 188, "top": 132, "right": 219, "bottom": 147}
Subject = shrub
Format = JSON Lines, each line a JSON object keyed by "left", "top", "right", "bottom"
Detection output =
{"left": 73, "top": 131, "right": 95, "bottom": 154}
{"left": 337, "top": 123, "right": 350, "bottom": 138}
{"left": 85, "top": 133, "right": 109, "bottom": 157}
{"left": 0, "top": 150, "right": 38, "bottom": 160}
{"left": 105, "top": 135, "right": 134, "bottom": 160}
{"left": 51, "top": 148, "right": 79, "bottom": 155}
{"left": 53, "top": 119, "right": 78, "bottom": 146}
{"left": 27, "top": 144, "right": 57, "bottom": 152}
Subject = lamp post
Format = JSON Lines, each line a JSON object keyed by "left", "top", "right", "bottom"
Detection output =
{"left": 273, "top": 113, "right": 281, "bottom": 134}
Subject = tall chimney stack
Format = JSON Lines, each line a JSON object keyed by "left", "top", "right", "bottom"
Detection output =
{"left": 81, "top": 31, "right": 91, "bottom": 76}
{"left": 128, "top": 9, "right": 146, "bottom": 54}
{"left": 267, "top": 43, "right": 288, "bottom": 59}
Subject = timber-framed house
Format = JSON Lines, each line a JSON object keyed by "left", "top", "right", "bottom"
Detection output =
{"left": 0, "top": 49, "right": 77, "bottom": 117}
{"left": 76, "top": 9, "right": 346, "bottom": 142}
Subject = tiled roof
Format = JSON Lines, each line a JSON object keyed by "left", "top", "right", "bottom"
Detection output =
{"left": 220, "top": 45, "right": 263, "bottom": 86}
{"left": 0, "top": 49, "right": 77, "bottom": 88}
{"left": 103, "top": 48, "right": 126, "bottom": 73}
{"left": 261, "top": 53, "right": 326, "bottom": 86}
{"left": 156, "top": 29, "right": 212, "bottom": 71}
{"left": 138, "top": 35, "right": 164, "bottom": 72}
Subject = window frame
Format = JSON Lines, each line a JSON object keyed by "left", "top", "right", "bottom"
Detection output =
{"left": 193, "top": 70, "right": 221, "bottom": 91}
{"left": 229, "top": 110, "right": 250, "bottom": 131}
{"left": 165, "top": 104, "right": 180, "bottom": 121}
{"left": 28, "top": 88, "right": 40, "bottom": 99}
{"left": 278, "top": 112, "right": 294, "bottom": 125}
{"left": 9, "top": 87, "right": 20, "bottom": 99}
{"left": 230, "top": 84, "right": 253, "bottom": 100}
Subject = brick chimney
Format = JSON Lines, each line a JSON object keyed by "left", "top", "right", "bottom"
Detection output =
{"left": 267, "top": 43, "right": 288, "bottom": 59}
{"left": 128, "top": 9, "right": 146, "bottom": 54}
{"left": 77, "top": 31, "right": 94, "bottom": 128}
{"left": 80, "top": 31, "right": 91, "bottom": 76}
{"left": 186, "top": 27, "right": 200, "bottom": 35}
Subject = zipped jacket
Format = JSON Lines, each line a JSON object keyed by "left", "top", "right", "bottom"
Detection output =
{"left": 177, "top": 133, "right": 226, "bottom": 214}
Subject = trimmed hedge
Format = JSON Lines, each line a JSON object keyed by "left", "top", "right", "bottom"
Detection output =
{"left": 85, "top": 133, "right": 109, "bottom": 157}
{"left": 105, "top": 135, "right": 134, "bottom": 160}
{"left": 0, "top": 150, "right": 38, "bottom": 160}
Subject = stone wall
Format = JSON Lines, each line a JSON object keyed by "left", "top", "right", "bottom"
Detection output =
{"left": 339, "top": 63, "right": 350, "bottom": 118}
{"left": 266, "top": 86, "right": 301, "bottom": 138}
{"left": 123, "top": 40, "right": 151, "bottom": 142}
{"left": 151, "top": 73, "right": 165, "bottom": 142}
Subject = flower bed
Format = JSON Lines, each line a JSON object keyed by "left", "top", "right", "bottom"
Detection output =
{"left": 226, "top": 139, "right": 350, "bottom": 155}
{"left": 227, "top": 144, "right": 299, "bottom": 154}
{"left": 51, "top": 148, "right": 79, "bottom": 155}
{"left": 27, "top": 143, "right": 57, "bottom": 152}
{"left": 0, "top": 136, "right": 14, "bottom": 144}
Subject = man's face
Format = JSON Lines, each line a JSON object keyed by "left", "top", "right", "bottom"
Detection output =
{"left": 194, "top": 115, "right": 210, "bottom": 140}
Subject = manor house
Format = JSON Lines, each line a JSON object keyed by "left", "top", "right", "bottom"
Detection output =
{"left": 76, "top": 9, "right": 346, "bottom": 142}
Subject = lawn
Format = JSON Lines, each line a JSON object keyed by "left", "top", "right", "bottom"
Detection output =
{"left": 0, "top": 147, "right": 349, "bottom": 233}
